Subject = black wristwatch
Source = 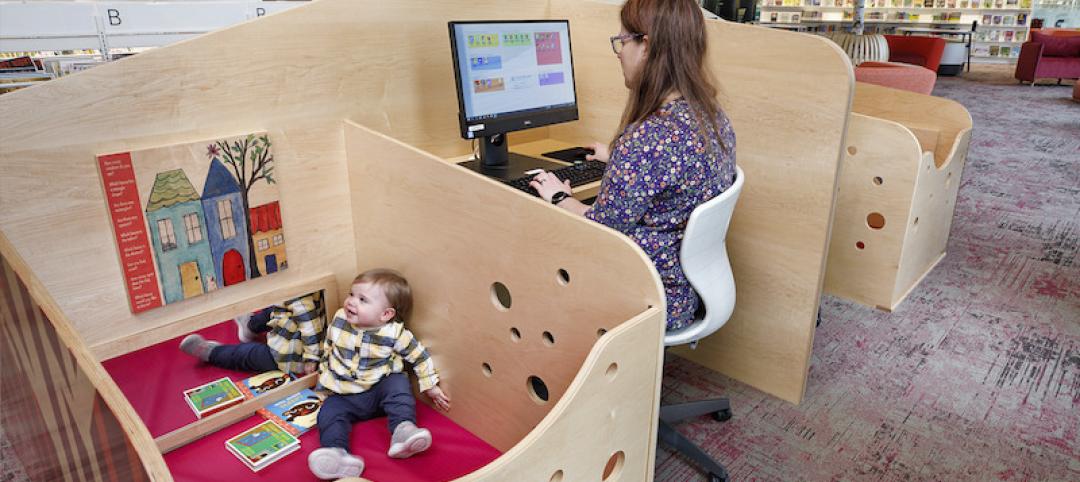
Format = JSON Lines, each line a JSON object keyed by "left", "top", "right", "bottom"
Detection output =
{"left": 550, "top": 191, "right": 572, "bottom": 205}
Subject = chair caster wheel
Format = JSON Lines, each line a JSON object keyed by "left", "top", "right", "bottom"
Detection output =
{"left": 713, "top": 408, "right": 732, "bottom": 422}
{"left": 710, "top": 472, "right": 728, "bottom": 482}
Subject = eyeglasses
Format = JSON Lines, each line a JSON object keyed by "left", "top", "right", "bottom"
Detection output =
{"left": 609, "top": 33, "right": 645, "bottom": 55}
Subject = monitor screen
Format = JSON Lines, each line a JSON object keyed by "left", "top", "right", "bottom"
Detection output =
{"left": 449, "top": 20, "right": 578, "bottom": 140}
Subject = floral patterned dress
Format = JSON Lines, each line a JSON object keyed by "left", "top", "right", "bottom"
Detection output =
{"left": 585, "top": 98, "right": 737, "bottom": 331}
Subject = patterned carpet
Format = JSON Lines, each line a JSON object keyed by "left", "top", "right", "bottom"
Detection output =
{"left": 656, "top": 66, "right": 1080, "bottom": 481}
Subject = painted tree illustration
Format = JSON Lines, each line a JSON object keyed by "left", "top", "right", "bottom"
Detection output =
{"left": 206, "top": 134, "right": 275, "bottom": 279}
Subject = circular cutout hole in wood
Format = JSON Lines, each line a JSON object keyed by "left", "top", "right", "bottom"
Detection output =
{"left": 873, "top": 176, "right": 883, "bottom": 186}
{"left": 542, "top": 331, "right": 555, "bottom": 346}
{"left": 527, "top": 375, "right": 549, "bottom": 404}
{"left": 856, "top": 241, "right": 866, "bottom": 250}
{"left": 549, "top": 470, "right": 564, "bottom": 482}
{"left": 491, "top": 282, "right": 512, "bottom": 311}
{"left": 847, "top": 146, "right": 857, "bottom": 156}
{"left": 597, "top": 328, "right": 608, "bottom": 338}
{"left": 482, "top": 362, "right": 493, "bottom": 377}
{"left": 606, "top": 362, "right": 618, "bottom": 380}
{"left": 557, "top": 269, "right": 570, "bottom": 286}
{"left": 867, "top": 212, "right": 886, "bottom": 230}
{"left": 602, "top": 451, "right": 625, "bottom": 481}
{"left": 510, "top": 327, "right": 521, "bottom": 342}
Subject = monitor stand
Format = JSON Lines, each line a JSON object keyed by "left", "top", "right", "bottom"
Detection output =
{"left": 459, "top": 134, "right": 567, "bottom": 182}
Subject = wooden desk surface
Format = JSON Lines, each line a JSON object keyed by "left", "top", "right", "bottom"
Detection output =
{"left": 448, "top": 138, "right": 603, "bottom": 200}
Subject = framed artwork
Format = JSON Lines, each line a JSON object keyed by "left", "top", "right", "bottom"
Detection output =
{"left": 97, "top": 133, "right": 286, "bottom": 313}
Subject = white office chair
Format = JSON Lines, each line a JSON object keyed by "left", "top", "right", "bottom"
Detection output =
{"left": 659, "top": 166, "right": 744, "bottom": 482}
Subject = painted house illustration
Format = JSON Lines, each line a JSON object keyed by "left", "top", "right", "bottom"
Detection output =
{"left": 145, "top": 169, "right": 215, "bottom": 304}
{"left": 200, "top": 158, "right": 251, "bottom": 287}
{"left": 250, "top": 201, "right": 287, "bottom": 275}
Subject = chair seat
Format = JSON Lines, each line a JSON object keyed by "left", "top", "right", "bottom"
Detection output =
{"left": 854, "top": 62, "right": 937, "bottom": 95}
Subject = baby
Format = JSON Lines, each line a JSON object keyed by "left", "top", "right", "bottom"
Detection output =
{"left": 308, "top": 269, "right": 451, "bottom": 480}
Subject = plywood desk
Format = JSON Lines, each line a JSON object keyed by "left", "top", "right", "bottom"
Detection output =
{"left": 448, "top": 138, "right": 603, "bottom": 200}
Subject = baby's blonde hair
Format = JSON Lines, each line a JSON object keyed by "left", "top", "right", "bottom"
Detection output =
{"left": 354, "top": 269, "right": 412, "bottom": 321}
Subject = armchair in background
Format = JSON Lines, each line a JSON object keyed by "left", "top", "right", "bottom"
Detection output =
{"left": 1014, "top": 31, "right": 1080, "bottom": 85}
{"left": 884, "top": 35, "right": 946, "bottom": 72}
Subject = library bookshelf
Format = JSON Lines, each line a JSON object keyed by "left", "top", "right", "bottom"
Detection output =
{"left": 756, "top": 0, "right": 1033, "bottom": 63}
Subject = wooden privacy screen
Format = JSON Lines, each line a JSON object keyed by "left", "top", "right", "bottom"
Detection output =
{"left": 825, "top": 83, "right": 972, "bottom": 310}
{"left": 345, "top": 121, "right": 666, "bottom": 478}
{"left": 547, "top": 0, "right": 853, "bottom": 403}
{"left": 0, "top": 3, "right": 851, "bottom": 467}
{"left": 0, "top": 235, "right": 170, "bottom": 480}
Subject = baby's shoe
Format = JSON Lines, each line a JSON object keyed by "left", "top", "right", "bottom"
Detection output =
{"left": 234, "top": 313, "right": 257, "bottom": 342}
{"left": 308, "top": 447, "right": 364, "bottom": 479}
{"left": 179, "top": 334, "right": 220, "bottom": 362}
{"left": 388, "top": 421, "right": 432, "bottom": 458}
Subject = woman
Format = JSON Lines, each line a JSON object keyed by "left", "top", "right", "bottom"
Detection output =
{"left": 529, "top": 0, "right": 736, "bottom": 331}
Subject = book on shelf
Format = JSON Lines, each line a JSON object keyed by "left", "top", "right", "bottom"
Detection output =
{"left": 973, "top": 44, "right": 990, "bottom": 56}
{"left": 236, "top": 370, "right": 296, "bottom": 399}
{"left": 982, "top": 14, "right": 993, "bottom": 25}
{"left": 257, "top": 388, "right": 324, "bottom": 436}
{"left": 989, "top": 45, "right": 1001, "bottom": 56}
{"left": 1004, "top": 30, "right": 1014, "bottom": 41}
{"left": 1003, "top": 15, "right": 1015, "bottom": 25}
{"left": 224, "top": 420, "right": 301, "bottom": 472}
{"left": 993, "top": 15, "right": 1003, "bottom": 25}
{"left": 183, "top": 377, "right": 245, "bottom": 419}
{"left": 999, "top": 46, "right": 1011, "bottom": 57}
{"left": 1016, "top": 13, "right": 1028, "bottom": 26}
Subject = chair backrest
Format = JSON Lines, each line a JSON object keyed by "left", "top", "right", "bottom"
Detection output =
{"left": 664, "top": 166, "right": 744, "bottom": 347}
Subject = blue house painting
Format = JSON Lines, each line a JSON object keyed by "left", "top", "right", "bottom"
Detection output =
{"left": 145, "top": 169, "right": 215, "bottom": 304}
{"left": 201, "top": 158, "right": 250, "bottom": 288}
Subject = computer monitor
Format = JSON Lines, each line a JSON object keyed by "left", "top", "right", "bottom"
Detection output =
{"left": 448, "top": 20, "right": 579, "bottom": 180}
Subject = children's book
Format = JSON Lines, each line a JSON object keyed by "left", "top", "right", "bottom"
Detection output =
{"left": 183, "top": 377, "right": 245, "bottom": 419}
{"left": 225, "top": 420, "right": 301, "bottom": 472}
{"left": 257, "top": 388, "right": 324, "bottom": 436}
{"left": 237, "top": 370, "right": 296, "bottom": 399}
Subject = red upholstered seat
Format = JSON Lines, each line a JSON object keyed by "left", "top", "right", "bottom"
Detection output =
{"left": 854, "top": 61, "right": 937, "bottom": 95}
{"left": 1014, "top": 31, "right": 1080, "bottom": 83}
{"left": 884, "top": 35, "right": 946, "bottom": 72}
{"left": 103, "top": 320, "right": 500, "bottom": 482}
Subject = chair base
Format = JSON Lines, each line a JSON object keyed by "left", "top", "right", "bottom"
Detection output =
{"left": 658, "top": 399, "right": 732, "bottom": 482}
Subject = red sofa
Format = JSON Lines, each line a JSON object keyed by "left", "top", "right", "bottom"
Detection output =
{"left": 1014, "top": 31, "right": 1080, "bottom": 84}
{"left": 884, "top": 35, "right": 946, "bottom": 73}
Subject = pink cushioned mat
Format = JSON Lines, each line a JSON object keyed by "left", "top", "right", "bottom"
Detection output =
{"left": 102, "top": 320, "right": 501, "bottom": 481}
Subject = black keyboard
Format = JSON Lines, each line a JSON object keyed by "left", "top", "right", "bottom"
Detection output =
{"left": 503, "top": 160, "right": 607, "bottom": 196}
{"left": 542, "top": 146, "right": 596, "bottom": 162}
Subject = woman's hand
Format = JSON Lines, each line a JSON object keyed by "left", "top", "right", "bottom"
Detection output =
{"left": 585, "top": 141, "right": 611, "bottom": 163}
{"left": 424, "top": 385, "right": 451, "bottom": 412}
{"left": 528, "top": 171, "right": 572, "bottom": 202}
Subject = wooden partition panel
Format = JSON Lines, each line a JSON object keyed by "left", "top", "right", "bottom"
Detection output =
{"left": 852, "top": 82, "right": 973, "bottom": 168}
{"left": 0, "top": 235, "right": 169, "bottom": 481}
{"left": 824, "top": 114, "right": 923, "bottom": 307}
{"left": 344, "top": 122, "right": 665, "bottom": 453}
{"left": 826, "top": 83, "right": 972, "bottom": 310}
{"left": 0, "top": 0, "right": 552, "bottom": 359}
{"left": 550, "top": 1, "right": 854, "bottom": 404}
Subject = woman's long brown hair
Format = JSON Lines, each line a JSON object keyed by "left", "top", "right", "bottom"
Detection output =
{"left": 616, "top": 0, "right": 724, "bottom": 150}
